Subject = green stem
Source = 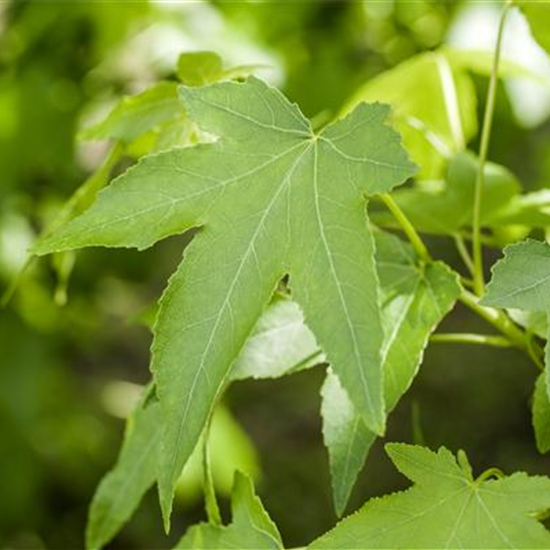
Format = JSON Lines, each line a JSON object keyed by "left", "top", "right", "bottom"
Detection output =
{"left": 476, "top": 467, "right": 505, "bottom": 484}
{"left": 430, "top": 333, "right": 512, "bottom": 348}
{"left": 203, "top": 413, "right": 222, "bottom": 525}
{"left": 454, "top": 233, "right": 475, "bottom": 275}
{"left": 460, "top": 290, "right": 544, "bottom": 370}
{"left": 380, "top": 194, "right": 431, "bottom": 261}
{"left": 472, "top": 0, "right": 513, "bottom": 295}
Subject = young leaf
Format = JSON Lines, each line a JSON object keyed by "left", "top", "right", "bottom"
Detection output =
{"left": 86, "top": 385, "right": 160, "bottom": 550}
{"left": 33, "top": 76, "right": 416, "bottom": 525}
{"left": 174, "top": 471, "right": 283, "bottom": 550}
{"left": 322, "top": 230, "right": 461, "bottom": 516}
{"left": 533, "top": 373, "right": 550, "bottom": 454}
{"left": 310, "top": 444, "right": 550, "bottom": 549}
{"left": 177, "top": 52, "right": 224, "bottom": 86}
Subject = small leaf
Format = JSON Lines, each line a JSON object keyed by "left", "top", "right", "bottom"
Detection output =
{"left": 321, "top": 230, "right": 461, "bottom": 515}
{"left": 177, "top": 52, "right": 224, "bottom": 86}
{"left": 309, "top": 444, "right": 550, "bottom": 549}
{"left": 533, "top": 373, "right": 550, "bottom": 454}
{"left": 174, "top": 471, "right": 283, "bottom": 550}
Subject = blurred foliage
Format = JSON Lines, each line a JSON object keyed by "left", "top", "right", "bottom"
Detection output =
{"left": 2, "top": 1, "right": 550, "bottom": 549}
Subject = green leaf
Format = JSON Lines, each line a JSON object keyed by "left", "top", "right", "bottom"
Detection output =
{"left": 508, "top": 309, "right": 548, "bottom": 340}
{"left": 520, "top": 2, "right": 550, "bottom": 56}
{"left": 533, "top": 373, "right": 550, "bottom": 454}
{"left": 174, "top": 471, "right": 283, "bottom": 550}
{"left": 81, "top": 82, "right": 182, "bottom": 143}
{"left": 177, "top": 52, "right": 224, "bottom": 86}
{"left": 482, "top": 239, "right": 550, "bottom": 403}
{"left": 489, "top": 190, "right": 550, "bottom": 229}
{"left": 86, "top": 384, "right": 160, "bottom": 550}
{"left": 33, "top": 76, "right": 416, "bottom": 525}
{"left": 321, "top": 371, "right": 376, "bottom": 518}
{"left": 371, "top": 152, "right": 520, "bottom": 235}
{"left": 321, "top": 230, "right": 461, "bottom": 516}
{"left": 482, "top": 240, "right": 550, "bottom": 312}
{"left": 309, "top": 443, "right": 550, "bottom": 549}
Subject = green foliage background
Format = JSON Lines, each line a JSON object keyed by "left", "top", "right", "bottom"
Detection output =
{"left": 2, "top": 1, "right": 550, "bottom": 548}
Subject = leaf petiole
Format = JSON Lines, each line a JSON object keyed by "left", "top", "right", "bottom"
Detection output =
{"left": 430, "top": 333, "right": 512, "bottom": 348}
{"left": 380, "top": 193, "right": 431, "bottom": 262}
{"left": 203, "top": 412, "right": 222, "bottom": 526}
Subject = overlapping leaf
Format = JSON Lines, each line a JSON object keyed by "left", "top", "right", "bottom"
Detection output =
{"left": 33, "top": 76, "right": 416, "bottom": 526}
{"left": 81, "top": 51, "right": 260, "bottom": 156}
{"left": 321, "top": 230, "right": 460, "bottom": 515}
{"left": 310, "top": 444, "right": 550, "bottom": 549}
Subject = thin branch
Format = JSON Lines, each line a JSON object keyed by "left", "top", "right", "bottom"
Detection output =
{"left": 380, "top": 193, "right": 431, "bottom": 262}
{"left": 454, "top": 233, "right": 475, "bottom": 275}
{"left": 203, "top": 413, "right": 222, "bottom": 525}
{"left": 472, "top": 0, "right": 513, "bottom": 295}
{"left": 430, "top": 333, "right": 512, "bottom": 348}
